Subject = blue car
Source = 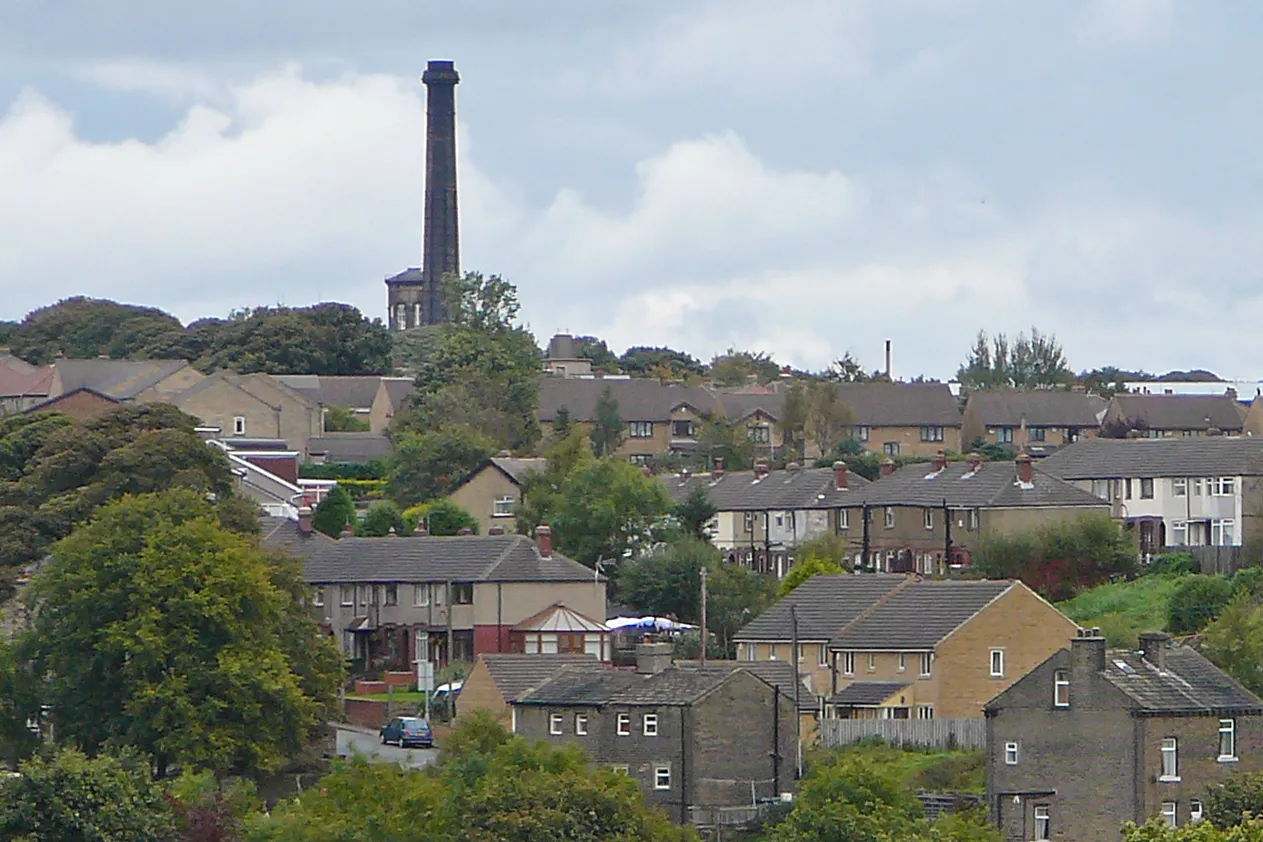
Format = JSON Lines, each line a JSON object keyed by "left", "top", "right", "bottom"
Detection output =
{"left": 379, "top": 716, "right": 433, "bottom": 748}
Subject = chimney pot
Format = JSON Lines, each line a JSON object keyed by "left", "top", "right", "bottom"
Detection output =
{"left": 340, "top": 522, "right": 355, "bottom": 539}
{"left": 1071, "top": 627, "right": 1106, "bottom": 672}
{"left": 1015, "top": 452, "right": 1034, "bottom": 484}
{"left": 412, "top": 520, "right": 428, "bottom": 537}
{"left": 635, "top": 641, "right": 674, "bottom": 675}
{"left": 833, "top": 460, "right": 848, "bottom": 490}
{"left": 457, "top": 527, "right": 473, "bottom": 536}
{"left": 711, "top": 457, "right": 724, "bottom": 481}
{"left": 297, "top": 506, "right": 313, "bottom": 536}
{"left": 931, "top": 450, "right": 947, "bottom": 473}
{"left": 1138, "top": 631, "right": 1170, "bottom": 671}
{"left": 786, "top": 461, "right": 800, "bottom": 474}
{"left": 488, "top": 525, "right": 506, "bottom": 536}
{"left": 755, "top": 460, "right": 770, "bottom": 478}
{"left": 387, "top": 526, "right": 397, "bottom": 537}
{"left": 879, "top": 458, "right": 896, "bottom": 477}
{"left": 965, "top": 452, "right": 982, "bottom": 471}
{"left": 535, "top": 524, "right": 552, "bottom": 558}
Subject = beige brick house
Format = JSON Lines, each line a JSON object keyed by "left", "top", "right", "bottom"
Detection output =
{"left": 448, "top": 456, "right": 548, "bottom": 535}
{"left": 961, "top": 390, "right": 1105, "bottom": 451}
{"left": 48, "top": 358, "right": 204, "bottom": 404}
{"left": 172, "top": 371, "right": 323, "bottom": 458}
{"left": 1103, "top": 393, "right": 1247, "bottom": 437}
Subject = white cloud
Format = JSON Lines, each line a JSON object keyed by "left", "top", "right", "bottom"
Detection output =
{"left": 1075, "top": 0, "right": 1176, "bottom": 46}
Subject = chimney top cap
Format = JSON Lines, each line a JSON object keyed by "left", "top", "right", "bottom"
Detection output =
{"left": 1138, "top": 631, "right": 1171, "bottom": 642}
{"left": 535, "top": 524, "right": 551, "bottom": 535}
{"left": 1015, "top": 451, "right": 1033, "bottom": 463}
{"left": 833, "top": 461, "right": 846, "bottom": 469}
{"left": 422, "top": 60, "right": 460, "bottom": 83}
{"left": 297, "top": 506, "right": 313, "bottom": 516}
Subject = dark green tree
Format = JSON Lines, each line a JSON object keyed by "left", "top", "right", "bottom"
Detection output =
{"left": 439, "top": 271, "right": 520, "bottom": 335}
{"left": 20, "top": 489, "right": 342, "bottom": 779}
{"left": 709, "top": 349, "right": 782, "bottom": 386}
{"left": 1205, "top": 770, "right": 1263, "bottom": 830}
{"left": 1167, "top": 575, "right": 1237, "bottom": 634}
{"left": 323, "top": 406, "right": 371, "bottom": 432}
{"left": 618, "top": 346, "right": 704, "bottom": 380}
{"left": 0, "top": 639, "right": 39, "bottom": 764}
{"left": 1201, "top": 592, "right": 1263, "bottom": 700}
{"left": 356, "top": 500, "right": 406, "bottom": 537}
{"left": 675, "top": 486, "right": 717, "bottom": 541}
{"left": 617, "top": 539, "right": 715, "bottom": 623}
{"left": 590, "top": 386, "right": 624, "bottom": 458}
{"left": 387, "top": 426, "right": 496, "bottom": 507}
{"left": 552, "top": 405, "right": 573, "bottom": 437}
{"left": 706, "top": 560, "right": 776, "bottom": 657}
{"left": 974, "top": 513, "right": 1138, "bottom": 601}
{"left": 573, "top": 335, "right": 621, "bottom": 374}
{"left": 6, "top": 297, "right": 182, "bottom": 365}
{"left": 312, "top": 485, "right": 356, "bottom": 537}
{"left": 957, "top": 328, "right": 1073, "bottom": 390}
{"left": 402, "top": 499, "right": 479, "bottom": 536}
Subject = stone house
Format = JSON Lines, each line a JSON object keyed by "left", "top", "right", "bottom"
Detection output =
{"left": 171, "top": 371, "right": 323, "bottom": 459}
{"left": 839, "top": 452, "right": 1111, "bottom": 574}
{"left": 268, "top": 518, "right": 606, "bottom": 671}
{"left": 985, "top": 630, "right": 1263, "bottom": 840}
{"left": 511, "top": 642, "right": 798, "bottom": 824}
{"left": 368, "top": 377, "right": 415, "bottom": 432}
{"left": 825, "top": 579, "right": 1079, "bottom": 720}
{"left": 961, "top": 390, "right": 1105, "bottom": 451}
{"left": 1039, "top": 437, "right": 1263, "bottom": 555}
{"left": 826, "top": 382, "right": 963, "bottom": 459}
{"left": 48, "top": 358, "right": 204, "bottom": 404}
{"left": 458, "top": 653, "right": 599, "bottom": 722}
{"left": 1103, "top": 393, "right": 1247, "bottom": 438}
{"left": 447, "top": 456, "right": 548, "bottom": 535}
{"left": 660, "top": 461, "right": 870, "bottom": 578}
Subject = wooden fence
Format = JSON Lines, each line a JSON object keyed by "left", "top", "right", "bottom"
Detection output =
{"left": 1168, "top": 546, "right": 1252, "bottom": 576}
{"left": 817, "top": 718, "right": 986, "bottom": 751}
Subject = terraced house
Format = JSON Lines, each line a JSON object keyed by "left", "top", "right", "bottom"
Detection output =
{"left": 1039, "top": 437, "right": 1263, "bottom": 555}
{"left": 1102, "top": 393, "right": 1246, "bottom": 438}
{"left": 961, "top": 390, "right": 1104, "bottom": 452}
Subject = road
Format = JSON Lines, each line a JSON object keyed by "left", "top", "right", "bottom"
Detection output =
{"left": 333, "top": 725, "right": 439, "bottom": 770}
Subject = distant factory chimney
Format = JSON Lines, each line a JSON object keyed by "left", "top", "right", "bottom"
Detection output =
{"left": 885, "top": 339, "right": 892, "bottom": 381}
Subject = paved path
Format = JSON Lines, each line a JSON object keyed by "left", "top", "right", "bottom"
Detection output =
{"left": 333, "top": 724, "right": 439, "bottom": 770}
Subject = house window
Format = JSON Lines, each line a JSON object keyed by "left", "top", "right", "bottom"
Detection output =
{"left": 743, "top": 512, "right": 755, "bottom": 532}
{"left": 617, "top": 713, "right": 630, "bottom": 736}
{"left": 1004, "top": 742, "right": 1019, "bottom": 765}
{"left": 1192, "top": 478, "right": 1204, "bottom": 496}
{"left": 549, "top": 713, "right": 563, "bottom": 735}
{"left": 1054, "top": 670, "right": 1070, "bottom": 707}
{"left": 313, "top": 587, "right": 324, "bottom": 606}
{"left": 413, "top": 584, "right": 429, "bottom": 607}
{"left": 1191, "top": 800, "right": 1204, "bottom": 823}
{"left": 575, "top": 714, "right": 588, "bottom": 736}
{"left": 884, "top": 507, "right": 895, "bottom": 529}
{"left": 628, "top": 421, "right": 653, "bottom": 439}
{"left": 923, "top": 509, "right": 934, "bottom": 530}
{"left": 1141, "top": 478, "right": 1155, "bottom": 499}
{"left": 629, "top": 454, "right": 651, "bottom": 467}
{"left": 967, "top": 509, "right": 979, "bottom": 531}
{"left": 1171, "top": 521, "right": 1187, "bottom": 546}
{"left": 920, "top": 426, "right": 944, "bottom": 442}
{"left": 671, "top": 420, "right": 695, "bottom": 438}
{"left": 883, "top": 442, "right": 900, "bottom": 457}
{"left": 233, "top": 416, "right": 246, "bottom": 436}
{"left": 818, "top": 645, "right": 828, "bottom": 667}
{"left": 1029, "top": 426, "right": 1046, "bottom": 442}
{"left": 1173, "top": 478, "right": 1187, "bottom": 497}
{"left": 1216, "top": 477, "right": 1236, "bottom": 496}
{"left": 610, "top": 764, "right": 629, "bottom": 775}
{"left": 340, "top": 586, "right": 353, "bottom": 606}
{"left": 1124, "top": 478, "right": 1133, "bottom": 500}
{"left": 1033, "top": 806, "right": 1050, "bottom": 840}
{"left": 916, "top": 705, "right": 934, "bottom": 719}
{"left": 897, "top": 653, "right": 906, "bottom": 673}
{"left": 919, "top": 653, "right": 932, "bottom": 677}
{"left": 1213, "top": 519, "right": 1235, "bottom": 546}
{"left": 1161, "top": 737, "right": 1179, "bottom": 780}
{"left": 867, "top": 653, "right": 876, "bottom": 672}
{"left": 843, "top": 652, "right": 855, "bottom": 676}
{"left": 654, "top": 765, "right": 671, "bottom": 790}
{"left": 1219, "top": 718, "right": 1236, "bottom": 760}
{"left": 996, "top": 427, "right": 1014, "bottom": 444}
{"left": 748, "top": 424, "right": 770, "bottom": 444}
{"left": 768, "top": 644, "right": 778, "bottom": 661}
{"left": 853, "top": 425, "right": 870, "bottom": 442}
{"left": 384, "top": 584, "right": 397, "bottom": 606}
{"left": 643, "top": 713, "right": 658, "bottom": 736}
{"left": 990, "top": 649, "right": 1004, "bottom": 678}
{"left": 1092, "top": 479, "right": 1110, "bottom": 500}
{"left": 395, "top": 304, "right": 407, "bottom": 331}
{"left": 452, "top": 583, "right": 474, "bottom": 604}
{"left": 743, "top": 643, "right": 756, "bottom": 662}
{"left": 837, "top": 509, "right": 849, "bottom": 530}
{"left": 493, "top": 495, "right": 516, "bottom": 517}
{"left": 1161, "top": 801, "right": 1177, "bottom": 829}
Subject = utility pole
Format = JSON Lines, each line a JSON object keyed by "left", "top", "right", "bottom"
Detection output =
{"left": 699, "top": 565, "right": 709, "bottom": 667}
{"left": 790, "top": 605, "right": 802, "bottom": 779}
{"left": 943, "top": 497, "right": 952, "bottom": 576}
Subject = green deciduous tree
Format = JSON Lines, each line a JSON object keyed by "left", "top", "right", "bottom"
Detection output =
{"left": 779, "top": 555, "right": 846, "bottom": 598}
{"left": 439, "top": 271, "right": 520, "bottom": 335}
{"left": 322, "top": 406, "right": 370, "bottom": 432}
{"left": 1206, "top": 771, "right": 1263, "bottom": 830}
{"left": 675, "top": 486, "right": 717, "bottom": 541}
{"left": 1123, "top": 818, "right": 1263, "bottom": 841}
{"left": 312, "top": 485, "right": 356, "bottom": 538}
{"left": 957, "top": 328, "right": 1073, "bottom": 390}
{"left": 617, "top": 539, "right": 715, "bottom": 623}
{"left": 6, "top": 297, "right": 183, "bottom": 365}
{"left": 590, "top": 386, "right": 624, "bottom": 458}
{"left": 618, "top": 346, "right": 704, "bottom": 380}
{"left": 402, "top": 499, "right": 479, "bottom": 536}
{"left": 696, "top": 415, "right": 756, "bottom": 470}
{"left": 1201, "top": 592, "right": 1263, "bottom": 699}
{"left": 573, "top": 335, "right": 621, "bottom": 374}
{"left": 709, "top": 349, "right": 782, "bottom": 386}
{"left": 387, "top": 426, "right": 496, "bottom": 507}
{"left": 707, "top": 560, "right": 776, "bottom": 657}
{"left": 1167, "top": 575, "right": 1237, "bottom": 634}
{"left": 21, "top": 489, "right": 341, "bottom": 779}
{"left": 356, "top": 500, "right": 405, "bottom": 537}
{"left": 974, "top": 513, "right": 1138, "bottom": 601}
{"left": 0, "top": 639, "right": 39, "bottom": 764}
{"left": 804, "top": 381, "right": 854, "bottom": 457}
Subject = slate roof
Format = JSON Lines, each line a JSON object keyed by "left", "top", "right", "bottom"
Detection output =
{"left": 381, "top": 378, "right": 414, "bottom": 413}
{"left": 831, "top": 382, "right": 962, "bottom": 427}
{"left": 1038, "top": 437, "right": 1263, "bottom": 479}
{"left": 965, "top": 390, "right": 1104, "bottom": 427}
{"left": 489, "top": 457, "right": 548, "bottom": 484}
{"left": 675, "top": 659, "right": 817, "bottom": 711}
{"left": 275, "top": 375, "right": 383, "bottom": 409}
{"left": 52, "top": 358, "right": 190, "bottom": 400}
{"left": 829, "top": 580, "right": 1014, "bottom": 650}
{"left": 269, "top": 531, "right": 601, "bottom": 585}
{"left": 829, "top": 681, "right": 912, "bottom": 706}
{"left": 1104, "top": 647, "right": 1263, "bottom": 714}
{"left": 21, "top": 386, "right": 118, "bottom": 414}
{"left": 734, "top": 574, "right": 909, "bottom": 642}
{"left": 0, "top": 359, "right": 51, "bottom": 398}
{"left": 1110, "top": 394, "right": 1246, "bottom": 431}
{"left": 384, "top": 267, "right": 425, "bottom": 284}
{"left": 307, "top": 433, "right": 393, "bottom": 464}
{"left": 516, "top": 663, "right": 755, "bottom": 707}
{"left": 537, "top": 377, "right": 720, "bottom": 423}
{"left": 260, "top": 516, "right": 334, "bottom": 555}
{"left": 711, "top": 391, "right": 786, "bottom": 423}
{"left": 478, "top": 653, "right": 601, "bottom": 702}
{"left": 171, "top": 370, "right": 318, "bottom": 410}
{"left": 858, "top": 461, "right": 1109, "bottom": 509}
{"left": 661, "top": 466, "right": 871, "bottom": 512}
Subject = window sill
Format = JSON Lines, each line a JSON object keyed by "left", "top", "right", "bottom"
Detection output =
{"left": 491, "top": 513, "right": 515, "bottom": 518}
{"left": 1218, "top": 756, "right": 1239, "bottom": 764}
{"left": 1158, "top": 776, "right": 1181, "bottom": 783}
{"left": 990, "top": 674, "right": 1006, "bottom": 680}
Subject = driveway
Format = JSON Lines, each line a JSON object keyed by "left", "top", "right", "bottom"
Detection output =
{"left": 333, "top": 724, "right": 439, "bottom": 770}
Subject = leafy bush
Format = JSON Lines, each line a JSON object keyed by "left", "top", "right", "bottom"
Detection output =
{"left": 401, "top": 499, "right": 478, "bottom": 536}
{"left": 1167, "top": 575, "right": 1236, "bottom": 634}
{"left": 1232, "top": 567, "right": 1263, "bottom": 598}
{"left": 1146, "top": 552, "right": 1200, "bottom": 577}
{"left": 356, "top": 500, "right": 405, "bottom": 537}
{"left": 975, "top": 513, "right": 1138, "bottom": 601}
{"left": 331, "top": 478, "right": 387, "bottom": 501}
{"left": 299, "top": 460, "right": 388, "bottom": 480}
{"left": 910, "top": 752, "right": 985, "bottom": 793}
{"left": 1207, "top": 770, "right": 1263, "bottom": 829}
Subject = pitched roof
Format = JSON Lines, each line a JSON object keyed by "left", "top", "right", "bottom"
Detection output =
{"left": 830, "top": 382, "right": 962, "bottom": 427}
{"left": 965, "top": 390, "right": 1105, "bottom": 427}
{"left": 0, "top": 353, "right": 37, "bottom": 376}
{"left": 734, "top": 574, "right": 910, "bottom": 642}
{"left": 710, "top": 391, "right": 786, "bottom": 423}
{"left": 385, "top": 267, "right": 424, "bottom": 284}
{"left": 537, "top": 377, "right": 720, "bottom": 423}
{"left": 1103, "top": 647, "right": 1263, "bottom": 714}
{"left": 271, "top": 532, "right": 600, "bottom": 585}
{"left": 0, "top": 359, "right": 51, "bottom": 399}
{"left": 52, "top": 358, "right": 190, "bottom": 400}
{"left": 307, "top": 434, "right": 393, "bottom": 464}
{"left": 1038, "top": 436, "right": 1263, "bottom": 479}
{"left": 829, "top": 580, "right": 1014, "bottom": 650}
{"left": 171, "top": 370, "right": 318, "bottom": 410}
{"left": 829, "top": 681, "right": 912, "bottom": 706}
{"left": 489, "top": 457, "right": 548, "bottom": 484}
{"left": 274, "top": 375, "right": 384, "bottom": 409}
{"left": 661, "top": 465, "right": 871, "bottom": 512}
{"left": 22, "top": 386, "right": 119, "bottom": 414}
{"left": 675, "top": 659, "right": 817, "bottom": 711}
{"left": 858, "top": 460, "right": 1109, "bottom": 509}
{"left": 515, "top": 663, "right": 757, "bottom": 706}
{"left": 513, "top": 604, "right": 608, "bottom": 633}
{"left": 381, "top": 378, "right": 414, "bottom": 412}
{"left": 1110, "top": 394, "right": 1246, "bottom": 431}
{"left": 477, "top": 653, "right": 601, "bottom": 702}
{"left": 260, "top": 516, "right": 334, "bottom": 555}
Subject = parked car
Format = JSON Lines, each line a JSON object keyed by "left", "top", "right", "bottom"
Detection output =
{"left": 379, "top": 716, "right": 433, "bottom": 748}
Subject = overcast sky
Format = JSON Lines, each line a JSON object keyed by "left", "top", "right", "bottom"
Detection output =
{"left": 2, "top": 0, "right": 1261, "bottom": 378}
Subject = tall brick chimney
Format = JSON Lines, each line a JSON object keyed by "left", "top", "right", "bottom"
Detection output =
{"left": 833, "top": 460, "right": 848, "bottom": 490}
{"left": 879, "top": 458, "right": 896, "bottom": 477}
{"left": 931, "top": 450, "right": 947, "bottom": 473}
{"left": 297, "top": 506, "right": 313, "bottom": 536}
{"left": 1015, "top": 452, "right": 1034, "bottom": 484}
{"left": 535, "top": 524, "right": 552, "bottom": 558}
{"left": 711, "top": 457, "right": 724, "bottom": 482}
{"left": 1138, "top": 631, "right": 1169, "bottom": 671}
{"left": 1071, "top": 627, "right": 1106, "bottom": 673}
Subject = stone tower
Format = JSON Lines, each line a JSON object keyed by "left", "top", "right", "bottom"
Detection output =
{"left": 385, "top": 60, "right": 461, "bottom": 331}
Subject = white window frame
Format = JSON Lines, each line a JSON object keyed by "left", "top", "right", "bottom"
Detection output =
{"left": 1054, "top": 670, "right": 1070, "bottom": 707}
{"left": 1217, "top": 477, "right": 1236, "bottom": 496}
{"left": 818, "top": 644, "right": 828, "bottom": 667}
{"left": 897, "top": 653, "right": 906, "bottom": 673}
{"left": 843, "top": 651, "right": 855, "bottom": 676}
{"left": 919, "top": 652, "right": 932, "bottom": 677}
{"left": 1160, "top": 737, "right": 1179, "bottom": 781}
{"left": 990, "top": 648, "right": 1004, "bottom": 678}
{"left": 616, "top": 713, "right": 630, "bottom": 736}
{"left": 883, "top": 507, "right": 895, "bottom": 529}
{"left": 768, "top": 643, "right": 778, "bottom": 661}
{"left": 654, "top": 764, "right": 671, "bottom": 790}
{"left": 867, "top": 652, "right": 876, "bottom": 672}
{"left": 1172, "top": 478, "right": 1187, "bottom": 497}
{"left": 628, "top": 420, "right": 653, "bottom": 439}
{"left": 1213, "top": 519, "right": 1236, "bottom": 547}
{"left": 1140, "top": 478, "right": 1154, "bottom": 499}
{"left": 996, "top": 426, "right": 1014, "bottom": 444}
{"left": 1161, "top": 801, "right": 1177, "bottom": 829}
{"left": 1192, "top": 478, "right": 1203, "bottom": 496}
{"left": 923, "top": 508, "right": 934, "bottom": 530}
{"left": 837, "top": 509, "right": 849, "bottom": 530}
{"left": 492, "top": 495, "right": 516, "bottom": 517}
{"left": 232, "top": 415, "right": 246, "bottom": 436}
{"left": 643, "top": 713, "right": 659, "bottom": 737}
{"left": 743, "top": 643, "right": 756, "bottom": 662}
{"left": 854, "top": 425, "right": 870, "bottom": 442}
{"left": 1219, "top": 718, "right": 1237, "bottom": 761}
{"left": 1034, "top": 806, "right": 1050, "bottom": 840}
{"left": 575, "top": 714, "right": 588, "bottom": 736}
{"left": 313, "top": 587, "right": 324, "bottom": 606}
{"left": 413, "top": 584, "right": 429, "bottom": 607}
{"left": 549, "top": 713, "right": 563, "bottom": 735}
{"left": 340, "top": 585, "right": 353, "bottom": 606}
{"left": 1004, "top": 742, "right": 1019, "bottom": 765}
{"left": 1190, "top": 800, "right": 1204, "bottom": 823}
{"left": 1171, "top": 521, "right": 1188, "bottom": 546}
{"left": 916, "top": 705, "right": 934, "bottom": 719}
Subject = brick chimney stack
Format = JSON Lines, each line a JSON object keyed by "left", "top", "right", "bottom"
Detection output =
{"left": 931, "top": 450, "right": 947, "bottom": 473}
{"left": 412, "top": 520, "right": 428, "bottom": 537}
{"left": 1139, "top": 631, "right": 1169, "bottom": 671}
{"left": 879, "top": 458, "right": 896, "bottom": 477}
{"left": 297, "top": 506, "right": 313, "bottom": 535}
{"left": 754, "top": 460, "right": 770, "bottom": 479}
{"left": 1071, "top": 627, "right": 1106, "bottom": 672}
{"left": 535, "top": 524, "right": 552, "bottom": 558}
{"left": 833, "top": 460, "right": 848, "bottom": 490}
{"left": 711, "top": 457, "right": 724, "bottom": 482}
{"left": 340, "top": 522, "right": 355, "bottom": 539}
{"left": 636, "top": 641, "right": 674, "bottom": 675}
{"left": 1015, "top": 452, "right": 1034, "bottom": 484}
{"left": 965, "top": 452, "right": 982, "bottom": 472}
{"left": 488, "top": 525, "right": 506, "bottom": 535}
